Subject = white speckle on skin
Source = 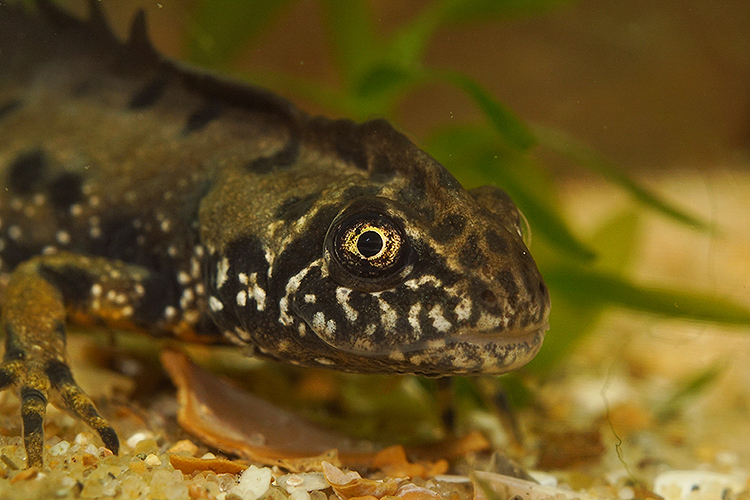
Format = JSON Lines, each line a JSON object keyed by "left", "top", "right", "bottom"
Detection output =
{"left": 33, "top": 193, "right": 45, "bottom": 206}
{"left": 7, "top": 225, "right": 21, "bottom": 240}
{"left": 238, "top": 273, "right": 249, "bottom": 285}
{"left": 177, "top": 271, "right": 191, "bottom": 285}
{"left": 278, "top": 261, "right": 319, "bottom": 324}
{"left": 180, "top": 288, "right": 195, "bottom": 309}
{"left": 215, "top": 257, "right": 229, "bottom": 289}
{"left": 312, "top": 311, "right": 326, "bottom": 332}
{"left": 91, "top": 284, "right": 102, "bottom": 297}
{"left": 237, "top": 290, "right": 247, "bottom": 307}
{"left": 315, "top": 357, "right": 335, "bottom": 366}
{"left": 160, "top": 219, "right": 172, "bottom": 232}
{"left": 164, "top": 306, "right": 177, "bottom": 320}
{"left": 475, "top": 312, "right": 503, "bottom": 331}
{"left": 298, "top": 322, "right": 307, "bottom": 336}
{"left": 378, "top": 298, "right": 397, "bottom": 332}
{"left": 89, "top": 195, "right": 100, "bottom": 207}
{"left": 247, "top": 273, "right": 266, "bottom": 311}
{"left": 279, "top": 297, "right": 292, "bottom": 325}
{"left": 304, "top": 294, "right": 316, "bottom": 303}
{"left": 70, "top": 204, "right": 83, "bottom": 217}
{"left": 190, "top": 257, "right": 201, "bottom": 279}
{"left": 56, "top": 230, "right": 71, "bottom": 245}
{"left": 426, "top": 339, "right": 447, "bottom": 350}
{"left": 388, "top": 350, "right": 405, "bottom": 361}
{"left": 454, "top": 297, "right": 472, "bottom": 322}
{"left": 428, "top": 305, "right": 452, "bottom": 333}
{"left": 408, "top": 303, "right": 422, "bottom": 334}
{"left": 336, "top": 287, "right": 358, "bottom": 322}
{"left": 404, "top": 274, "right": 442, "bottom": 290}
{"left": 209, "top": 296, "right": 224, "bottom": 312}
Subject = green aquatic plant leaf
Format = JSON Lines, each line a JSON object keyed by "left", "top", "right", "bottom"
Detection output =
{"left": 534, "top": 126, "right": 713, "bottom": 231}
{"left": 545, "top": 267, "right": 750, "bottom": 325}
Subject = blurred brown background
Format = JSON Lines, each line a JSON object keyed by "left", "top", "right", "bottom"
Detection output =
{"left": 80, "top": 0, "right": 750, "bottom": 172}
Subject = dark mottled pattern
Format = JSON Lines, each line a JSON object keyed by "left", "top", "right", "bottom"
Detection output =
{"left": 183, "top": 100, "right": 224, "bottom": 134}
{"left": 8, "top": 148, "right": 47, "bottom": 194}
{"left": 132, "top": 273, "right": 180, "bottom": 326}
{"left": 127, "top": 76, "right": 167, "bottom": 109}
{"left": 2, "top": 325, "right": 26, "bottom": 362}
{"left": 0, "top": 99, "right": 22, "bottom": 119}
{"left": 37, "top": 265, "right": 96, "bottom": 308}
{"left": 275, "top": 192, "right": 321, "bottom": 221}
{"left": 485, "top": 229, "right": 509, "bottom": 254}
{"left": 432, "top": 213, "right": 466, "bottom": 243}
{"left": 44, "top": 360, "right": 75, "bottom": 389}
{"left": 47, "top": 171, "right": 84, "bottom": 210}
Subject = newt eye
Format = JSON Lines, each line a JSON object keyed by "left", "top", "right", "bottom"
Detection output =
{"left": 325, "top": 204, "right": 414, "bottom": 292}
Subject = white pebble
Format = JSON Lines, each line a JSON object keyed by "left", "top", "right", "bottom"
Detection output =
{"left": 126, "top": 431, "right": 154, "bottom": 449}
{"left": 653, "top": 470, "right": 748, "bottom": 500}
{"left": 48, "top": 440, "right": 71, "bottom": 457}
{"left": 229, "top": 465, "right": 272, "bottom": 500}
{"left": 144, "top": 454, "right": 162, "bottom": 466}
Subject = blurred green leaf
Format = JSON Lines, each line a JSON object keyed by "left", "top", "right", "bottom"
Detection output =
{"left": 657, "top": 364, "right": 724, "bottom": 422}
{"left": 441, "top": 72, "right": 537, "bottom": 151}
{"left": 187, "top": 0, "right": 293, "bottom": 69}
{"left": 534, "top": 126, "right": 713, "bottom": 231}
{"left": 354, "top": 64, "right": 414, "bottom": 99}
{"left": 545, "top": 267, "right": 750, "bottom": 325}
{"left": 589, "top": 210, "right": 641, "bottom": 273}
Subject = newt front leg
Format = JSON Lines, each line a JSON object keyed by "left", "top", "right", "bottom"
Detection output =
{"left": 0, "top": 252, "right": 181, "bottom": 467}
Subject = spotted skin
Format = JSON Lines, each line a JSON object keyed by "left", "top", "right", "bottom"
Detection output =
{"left": 0, "top": 1, "right": 550, "bottom": 467}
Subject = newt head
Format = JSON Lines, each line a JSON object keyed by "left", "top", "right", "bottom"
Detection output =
{"left": 204, "top": 118, "right": 550, "bottom": 377}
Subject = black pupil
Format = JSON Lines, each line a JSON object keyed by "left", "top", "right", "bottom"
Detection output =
{"left": 357, "top": 230, "right": 383, "bottom": 258}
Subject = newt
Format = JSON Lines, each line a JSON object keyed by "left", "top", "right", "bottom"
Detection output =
{"left": 0, "top": 1, "right": 550, "bottom": 468}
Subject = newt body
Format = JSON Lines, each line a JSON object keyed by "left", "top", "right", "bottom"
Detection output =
{"left": 0, "top": 1, "right": 550, "bottom": 467}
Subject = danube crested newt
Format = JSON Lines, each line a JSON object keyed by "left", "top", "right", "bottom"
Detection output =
{"left": 0, "top": 1, "right": 550, "bottom": 468}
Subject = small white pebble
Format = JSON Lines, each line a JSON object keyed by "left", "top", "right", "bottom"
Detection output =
{"left": 278, "top": 473, "right": 328, "bottom": 493}
{"left": 74, "top": 433, "right": 90, "bottom": 446}
{"left": 144, "top": 454, "right": 162, "bottom": 466}
{"left": 201, "top": 452, "right": 217, "bottom": 459}
{"left": 48, "top": 440, "right": 71, "bottom": 457}
{"left": 653, "top": 470, "right": 748, "bottom": 500}
{"left": 618, "top": 486, "right": 635, "bottom": 499}
{"left": 290, "top": 490, "right": 311, "bottom": 500}
{"left": 229, "top": 465, "right": 272, "bottom": 500}
{"left": 528, "top": 470, "right": 558, "bottom": 487}
{"left": 126, "top": 431, "right": 153, "bottom": 449}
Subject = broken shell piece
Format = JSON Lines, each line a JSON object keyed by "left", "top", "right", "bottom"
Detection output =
{"left": 323, "top": 461, "right": 400, "bottom": 500}
{"left": 473, "top": 470, "right": 599, "bottom": 500}
{"left": 161, "top": 349, "right": 376, "bottom": 470}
